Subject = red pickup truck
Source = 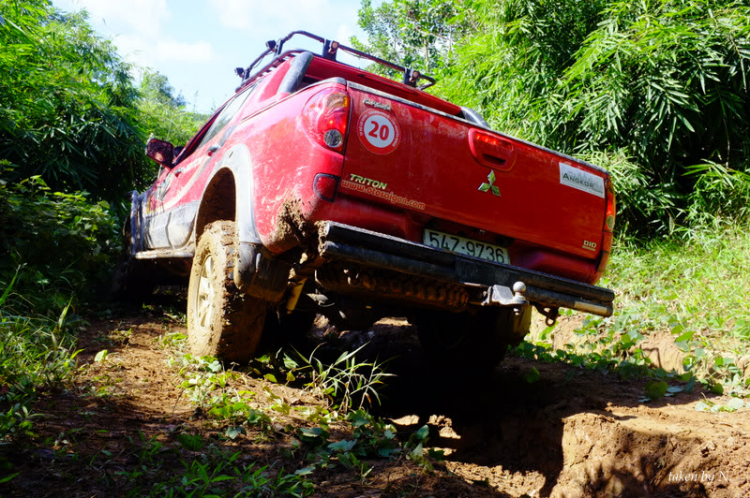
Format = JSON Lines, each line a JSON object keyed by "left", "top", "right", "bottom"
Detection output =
{"left": 121, "top": 32, "right": 615, "bottom": 371}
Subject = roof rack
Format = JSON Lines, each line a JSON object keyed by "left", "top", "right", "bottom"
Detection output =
{"left": 235, "top": 30, "right": 436, "bottom": 91}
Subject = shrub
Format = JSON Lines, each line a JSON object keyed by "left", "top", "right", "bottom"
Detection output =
{"left": 0, "top": 163, "right": 119, "bottom": 313}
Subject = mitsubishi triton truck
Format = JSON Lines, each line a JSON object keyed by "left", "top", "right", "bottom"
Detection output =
{"left": 118, "top": 31, "right": 616, "bottom": 372}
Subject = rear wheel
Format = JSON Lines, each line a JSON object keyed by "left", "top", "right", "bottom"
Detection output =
{"left": 414, "top": 306, "right": 531, "bottom": 374}
{"left": 187, "top": 220, "right": 267, "bottom": 363}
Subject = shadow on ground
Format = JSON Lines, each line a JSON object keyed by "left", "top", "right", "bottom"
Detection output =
{"left": 339, "top": 318, "right": 747, "bottom": 497}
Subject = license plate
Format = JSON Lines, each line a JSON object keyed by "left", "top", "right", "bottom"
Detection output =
{"left": 423, "top": 229, "right": 510, "bottom": 264}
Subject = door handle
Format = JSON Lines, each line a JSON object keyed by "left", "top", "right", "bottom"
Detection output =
{"left": 468, "top": 129, "right": 516, "bottom": 170}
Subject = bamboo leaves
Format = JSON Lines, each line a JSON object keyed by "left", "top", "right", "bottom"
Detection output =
{"left": 437, "top": 0, "right": 750, "bottom": 233}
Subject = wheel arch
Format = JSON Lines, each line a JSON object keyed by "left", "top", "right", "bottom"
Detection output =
{"left": 194, "top": 169, "right": 237, "bottom": 239}
{"left": 193, "top": 144, "right": 286, "bottom": 300}
{"left": 193, "top": 143, "right": 261, "bottom": 245}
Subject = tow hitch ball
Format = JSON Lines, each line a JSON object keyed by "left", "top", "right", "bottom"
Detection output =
{"left": 481, "top": 281, "right": 528, "bottom": 316}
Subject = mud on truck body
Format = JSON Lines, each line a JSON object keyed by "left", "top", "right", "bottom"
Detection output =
{"left": 119, "top": 31, "right": 616, "bottom": 372}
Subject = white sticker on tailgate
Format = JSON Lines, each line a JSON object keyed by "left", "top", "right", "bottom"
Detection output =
{"left": 357, "top": 109, "right": 400, "bottom": 155}
{"left": 560, "top": 162, "right": 605, "bottom": 198}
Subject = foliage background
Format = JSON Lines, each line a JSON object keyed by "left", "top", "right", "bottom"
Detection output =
{"left": 355, "top": 0, "right": 750, "bottom": 235}
{"left": 0, "top": 0, "right": 203, "bottom": 204}
{"left": 0, "top": 0, "right": 204, "bottom": 307}
{"left": 0, "top": 0, "right": 205, "bottom": 441}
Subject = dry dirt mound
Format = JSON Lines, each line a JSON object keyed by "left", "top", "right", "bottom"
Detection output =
{"left": 3, "top": 303, "right": 750, "bottom": 498}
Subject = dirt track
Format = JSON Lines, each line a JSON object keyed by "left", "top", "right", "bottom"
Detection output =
{"left": 361, "top": 319, "right": 750, "bottom": 497}
{"left": 3, "top": 299, "right": 750, "bottom": 498}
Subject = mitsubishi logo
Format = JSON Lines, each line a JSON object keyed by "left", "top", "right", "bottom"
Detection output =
{"left": 478, "top": 171, "right": 501, "bottom": 197}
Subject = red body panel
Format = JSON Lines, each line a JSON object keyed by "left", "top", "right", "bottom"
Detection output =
{"left": 144, "top": 52, "right": 613, "bottom": 287}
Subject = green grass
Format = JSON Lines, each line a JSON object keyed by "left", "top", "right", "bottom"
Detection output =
{"left": 155, "top": 334, "right": 440, "bottom": 493}
{"left": 0, "top": 273, "right": 81, "bottom": 439}
{"left": 522, "top": 220, "right": 750, "bottom": 396}
{"left": 604, "top": 223, "right": 750, "bottom": 392}
{"left": 603, "top": 223, "right": 750, "bottom": 345}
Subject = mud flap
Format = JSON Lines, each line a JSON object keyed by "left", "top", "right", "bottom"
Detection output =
{"left": 235, "top": 242, "right": 291, "bottom": 302}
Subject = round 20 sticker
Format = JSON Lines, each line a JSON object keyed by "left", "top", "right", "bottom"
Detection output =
{"left": 357, "top": 109, "right": 400, "bottom": 155}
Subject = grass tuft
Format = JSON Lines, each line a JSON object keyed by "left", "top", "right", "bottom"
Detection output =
{"left": 0, "top": 272, "right": 81, "bottom": 439}
{"left": 522, "top": 220, "right": 750, "bottom": 395}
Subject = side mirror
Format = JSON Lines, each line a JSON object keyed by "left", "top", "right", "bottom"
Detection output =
{"left": 146, "top": 138, "right": 174, "bottom": 167}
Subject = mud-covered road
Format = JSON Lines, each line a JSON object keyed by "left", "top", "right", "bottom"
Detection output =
{"left": 4, "top": 298, "right": 750, "bottom": 498}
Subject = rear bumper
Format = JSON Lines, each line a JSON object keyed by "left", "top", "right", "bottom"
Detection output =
{"left": 317, "top": 222, "right": 614, "bottom": 317}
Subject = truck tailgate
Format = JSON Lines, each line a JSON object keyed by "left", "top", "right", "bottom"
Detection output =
{"left": 340, "top": 83, "right": 609, "bottom": 265}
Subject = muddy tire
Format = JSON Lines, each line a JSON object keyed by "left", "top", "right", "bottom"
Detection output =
{"left": 414, "top": 306, "right": 531, "bottom": 374}
{"left": 187, "top": 220, "right": 267, "bottom": 363}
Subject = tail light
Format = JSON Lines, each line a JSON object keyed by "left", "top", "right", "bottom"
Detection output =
{"left": 604, "top": 178, "right": 616, "bottom": 233}
{"left": 596, "top": 178, "right": 616, "bottom": 278}
{"left": 303, "top": 88, "right": 351, "bottom": 152}
{"left": 313, "top": 173, "right": 340, "bottom": 202}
